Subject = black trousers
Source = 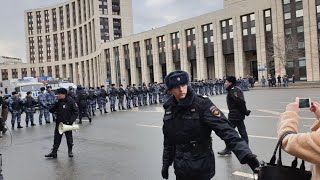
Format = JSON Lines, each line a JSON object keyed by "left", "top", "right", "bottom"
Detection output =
{"left": 176, "top": 175, "right": 211, "bottom": 180}
{"left": 53, "top": 123, "right": 73, "bottom": 152}
{"left": 229, "top": 120, "right": 249, "bottom": 144}
{"left": 79, "top": 106, "right": 90, "bottom": 120}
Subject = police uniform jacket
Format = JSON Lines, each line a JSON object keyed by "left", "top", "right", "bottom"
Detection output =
{"left": 49, "top": 96, "right": 79, "bottom": 125}
{"left": 162, "top": 86, "right": 253, "bottom": 178}
{"left": 226, "top": 84, "right": 248, "bottom": 121}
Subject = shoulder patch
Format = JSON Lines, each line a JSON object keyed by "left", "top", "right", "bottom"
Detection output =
{"left": 209, "top": 105, "right": 221, "bottom": 117}
{"left": 234, "top": 91, "right": 238, "bottom": 97}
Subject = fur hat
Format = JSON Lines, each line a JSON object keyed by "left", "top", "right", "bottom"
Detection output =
{"left": 165, "top": 70, "right": 189, "bottom": 90}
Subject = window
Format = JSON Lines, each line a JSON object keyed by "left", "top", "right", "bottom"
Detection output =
{"left": 266, "top": 24, "right": 272, "bottom": 31}
{"left": 229, "top": 19, "right": 233, "bottom": 26}
{"left": 287, "top": 61, "right": 294, "bottom": 68}
{"left": 222, "top": 33, "right": 227, "bottom": 40}
{"left": 299, "top": 58, "right": 306, "bottom": 67}
{"left": 243, "top": 29, "right": 248, "bottom": 36}
{"left": 204, "top": 37, "right": 208, "bottom": 43}
{"left": 187, "top": 41, "right": 191, "bottom": 47}
{"left": 203, "top": 26, "right": 207, "bottom": 32}
{"left": 317, "top": 6, "right": 320, "bottom": 13}
{"left": 250, "top": 14, "right": 255, "bottom": 21}
{"left": 298, "top": 42, "right": 305, "bottom": 48}
{"left": 265, "top": 10, "right": 271, "bottom": 17}
{"left": 318, "top": 22, "right": 320, "bottom": 30}
{"left": 251, "top": 27, "right": 256, "bottom": 34}
{"left": 229, "top": 32, "right": 233, "bottom": 39}
{"left": 284, "top": 13, "right": 291, "bottom": 20}
{"left": 285, "top": 28, "right": 292, "bottom": 35}
{"left": 296, "top": 10, "right": 303, "bottom": 18}
{"left": 172, "top": 34, "right": 175, "bottom": 39}
{"left": 210, "top": 36, "right": 214, "bottom": 42}
{"left": 177, "top": 33, "right": 180, "bottom": 38}
{"left": 222, "top": 21, "right": 226, "bottom": 27}
{"left": 209, "top": 24, "right": 213, "bottom": 30}
{"left": 297, "top": 26, "right": 304, "bottom": 33}
{"left": 242, "top": 16, "right": 247, "bottom": 23}
{"left": 187, "top": 30, "right": 190, "bottom": 36}
{"left": 283, "top": 0, "right": 290, "bottom": 4}
{"left": 192, "top": 28, "right": 195, "bottom": 34}
{"left": 295, "top": 0, "right": 302, "bottom": 2}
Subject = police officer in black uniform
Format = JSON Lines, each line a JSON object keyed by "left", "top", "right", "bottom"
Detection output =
{"left": 45, "top": 88, "right": 79, "bottom": 158}
{"left": 218, "top": 76, "right": 251, "bottom": 156}
{"left": 76, "top": 85, "right": 91, "bottom": 124}
{"left": 161, "top": 71, "right": 259, "bottom": 180}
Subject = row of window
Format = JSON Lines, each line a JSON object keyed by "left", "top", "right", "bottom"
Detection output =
{"left": 29, "top": 21, "right": 95, "bottom": 63}
{"left": 27, "top": 0, "right": 94, "bottom": 35}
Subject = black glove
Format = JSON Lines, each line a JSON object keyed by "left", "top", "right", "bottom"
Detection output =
{"left": 246, "top": 110, "right": 251, "bottom": 116}
{"left": 246, "top": 155, "right": 260, "bottom": 172}
{"left": 161, "top": 165, "right": 169, "bottom": 179}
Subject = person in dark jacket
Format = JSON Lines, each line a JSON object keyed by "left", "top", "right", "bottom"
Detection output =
{"left": 8, "top": 92, "right": 23, "bottom": 129}
{"left": 45, "top": 88, "right": 79, "bottom": 159}
{"left": 218, "top": 76, "right": 251, "bottom": 156}
{"left": 76, "top": 85, "right": 91, "bottom": 124}
{"left": 161, "top": 71, "right": 259, "bottom": 180}
{"left": 22, "top": 91, "right": 37, "bottom": 127}
{"left": 0, "top": 91, "right": 8, "bottom": 137}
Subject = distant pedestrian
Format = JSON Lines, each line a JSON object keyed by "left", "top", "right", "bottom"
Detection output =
{"left": 277, "top": 75, "right": 282, "bottom": 87}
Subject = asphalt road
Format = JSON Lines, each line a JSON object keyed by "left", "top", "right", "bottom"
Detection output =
{"left": 0, "top": 88, "right": 319, "bottom": 180}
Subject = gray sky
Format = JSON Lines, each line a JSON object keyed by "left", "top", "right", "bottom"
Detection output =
{"left": 0, "top": 0, "right": 223, "bottom": 61}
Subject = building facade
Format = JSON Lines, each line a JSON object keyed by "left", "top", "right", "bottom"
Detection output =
{"left": 1, "top": 0, "right": 320, "bottom": 87}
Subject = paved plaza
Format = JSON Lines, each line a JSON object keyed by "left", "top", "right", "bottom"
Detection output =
{"left": 0, "top": 88, "right": 319, "bottom": 180}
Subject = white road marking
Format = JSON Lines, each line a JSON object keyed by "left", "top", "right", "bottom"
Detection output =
{"left": 136, "top": 124, "right": 162, "bottom": 128}
{"left": 136, "top": 124, "right": 278, "bottom": 140}
{"left": 248, "top": 135, "right": 277, "bottom": 140}
{"left": 257, "top": 109, "right": 281, "bottom": 115}
{"left": 233, "top": 171, "right": 257, "bottom": 179}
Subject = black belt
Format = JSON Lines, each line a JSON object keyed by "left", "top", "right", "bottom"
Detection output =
{"left": 175, "top": 140, "right": 212, "bottom": 153}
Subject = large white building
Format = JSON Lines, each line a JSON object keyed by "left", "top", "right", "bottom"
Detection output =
{"left": 1, "top": 0, "right": 320, "bottom": 87}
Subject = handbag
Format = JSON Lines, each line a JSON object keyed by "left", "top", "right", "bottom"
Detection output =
{"left": 257, "top": 131, "right": 312, "bottom": 180}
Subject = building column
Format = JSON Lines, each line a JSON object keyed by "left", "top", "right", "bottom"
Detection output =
{"left": 119, "top": 45, "right": 128, "bottom": 87}
{"left": 93, "top": 57, "right": 98, "bottom": 87}
{"left": 7, "top": 68, "right": 12, "bottom": 80}
{"left": 140, "top": 40, "right": 150, "bottom": 84}
{"left": 272, "top": 0, "right": 285, "bottom": 76}
{"left": 83, "top": 60, "right": 89, "bottom": 87}
{"left": 256, "top": 10, "right": 268, "bottom": 81}
{"left": 129, "top": 43, "right": 138, "bottom": 85}
{"left": 18, "top": 68, "right": 22, "bottom": 79}
{"left": 233, "top": 16, "right": 245, "bottom": 78}
{"left": 180, "top": 30, "right": 191, "bottom": 75}
{"left": 78, "top": 61, "right": 84, "bottom": 85}
{"left": 89, "top": 58, "right": 94, "bottom": 87}
{"left": 66, "top": 63, "right": 70, "bottom": 80}
{"left": 214, "top": 20, "right": 225, "bottom": 78}
{"left": 196, "top": 25, "right": 207, "bottom": 80}
{"left": 305, "top": 0, "right": 319, "bottom": 81}
{"left": 110, "top": 48, "right": 117, "bottom": 85}
{"left": 165, "top": 33, "right": 175, "bottom": 74}
{"left": 152, "top": 37, "right": 161, "bottom": 82}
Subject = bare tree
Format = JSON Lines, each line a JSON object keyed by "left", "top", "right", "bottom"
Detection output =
{"left": 267, "top": 35, "right": 300, "bottom": 75}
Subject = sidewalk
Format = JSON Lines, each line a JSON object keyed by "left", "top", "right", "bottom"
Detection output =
{"left": 250, "top": 81, "right": 320, "bottom": 90}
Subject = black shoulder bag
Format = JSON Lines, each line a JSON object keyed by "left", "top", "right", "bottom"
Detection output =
{"left": 257, "top": 131, "right": 312, "bottom": 180}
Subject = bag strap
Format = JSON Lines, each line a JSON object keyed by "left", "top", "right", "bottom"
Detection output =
{"left": 269, "top": 131, "right": 296, "bottom": 164}
{"left": 279, "top": 134, "right": 307, "bottom": 170}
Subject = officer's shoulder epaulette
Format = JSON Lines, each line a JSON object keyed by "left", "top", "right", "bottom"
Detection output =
{"left": 196, "top": 94, "right": 208, "bottom": 99}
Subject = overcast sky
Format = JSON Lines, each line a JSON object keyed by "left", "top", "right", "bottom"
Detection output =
{"left": 0, "top": 0, "right": 223, "bottom": 61}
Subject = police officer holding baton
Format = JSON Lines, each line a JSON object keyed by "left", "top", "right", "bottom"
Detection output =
{"left": 161, "top": 71, "right": 259, "bottom": 180}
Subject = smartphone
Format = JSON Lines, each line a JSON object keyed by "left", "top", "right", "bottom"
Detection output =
{"left": 297, "top": 98, "right": 311, "bottom": 108}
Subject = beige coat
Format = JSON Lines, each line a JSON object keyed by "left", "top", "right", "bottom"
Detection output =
{"left": 278, "top": 111, "right": 320, "bottom": 180}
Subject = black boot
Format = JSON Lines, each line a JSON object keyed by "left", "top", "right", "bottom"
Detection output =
{"left": 104, "top": 110, "right": 108, "bottom": 113}
{"left": 45, "top": 150, "right": 57, "bottom": 158}
{"left": 122, "top": 106, "right": 125, "bottom": 110}
{"left": 31, "top": 122, "right": 36, "bottom": 126}
{"left": 217, "top": 147, "right": 231, "bottom": 156}
{"left": 68, "top": 146, "right": 73, "bottom": 158}
{"left": 2, "top": 128, "right": 7, "bottom": 134}
{"left": 17, "top": 123, "right": 23, "bottom": 129}
{"left": 89, "top": 118, "right": 92, "bottom": 123}
{"left": 11, "top": 124, "right": 14, "bottom": 129}
{"left": 93, "top": 113, "right": 96, "bottom": 116}
{"left": 78, "top": 119, "right": 82, "bottom": 124}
